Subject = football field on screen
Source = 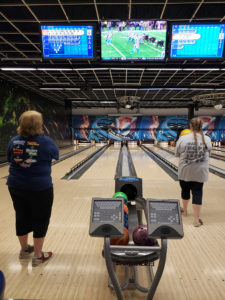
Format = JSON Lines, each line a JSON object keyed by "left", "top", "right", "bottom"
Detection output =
{"left": 101, "top": 29, "right": 166, "bottom": 59}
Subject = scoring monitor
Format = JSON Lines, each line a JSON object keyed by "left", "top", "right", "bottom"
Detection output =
{"left": 170, "top": 23, "right": 225, "bottom": 58}
{"left": 41, "top": 24, "right": 94, "bottom": 59}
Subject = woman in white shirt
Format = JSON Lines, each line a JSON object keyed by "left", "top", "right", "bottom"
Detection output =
{"left": 175, "top": 117, "right": 212, "bottom": 227}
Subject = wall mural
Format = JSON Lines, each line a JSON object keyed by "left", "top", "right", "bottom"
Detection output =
{"left": 73, "top": 115, "right": 225, "bottom": 142}
{"left": 0, "top": 80, "right": 72, "bottom": 163}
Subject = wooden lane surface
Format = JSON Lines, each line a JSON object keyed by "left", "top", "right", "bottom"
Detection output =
{"left": 58, "top": 145, "right": 78, "bottom": 156}
{"left": 51, "top": 145, "right": 99, "bottom": 180}
{"left": 211, "top": 149, "right": 225, "bottom": 157}
{"left": 0, "top": 146, "right": 225, "bottom": 300}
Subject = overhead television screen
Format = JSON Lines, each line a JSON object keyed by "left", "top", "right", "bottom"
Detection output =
{"left": 101, "top": 20, "right": 167, "bottom": 61}
{"left": 41, "top": 25, "right": 94, "bottom": 58}
{"left": 170, "top": 23, "right": 225, "bottom": 58}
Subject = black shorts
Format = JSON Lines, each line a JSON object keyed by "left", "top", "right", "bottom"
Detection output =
{"left": 179, "top": 180, "right": 203, "bottom": 205}
{"left": 8, "top": 187, "right": 53, "bottom": 238}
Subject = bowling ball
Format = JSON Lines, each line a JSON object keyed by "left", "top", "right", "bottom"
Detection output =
{"left": 124, "top": 204, "right": 128, "bottom": 214}
{"left": 113, "top": 192, "right": 128, "bottom": 204}
{"left": 180, "top": 129, "right": 191, "bottom": 137}
{"left": 132, "top": 225, "right": 157, "bottom": 246}
{"left": 124, "top": 210, "right": 128, "bottom": 229}
{"left": 110, "top": 227, "right": 129, "bottom": 245}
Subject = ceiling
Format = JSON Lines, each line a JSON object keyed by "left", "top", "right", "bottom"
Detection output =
{"left": 0, "top": 0, "right": 225, "bottom": 111}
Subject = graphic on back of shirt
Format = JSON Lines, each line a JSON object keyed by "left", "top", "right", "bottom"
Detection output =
{"left": 12, "top": 139, "right": 39, "bottom": 167}
{"left": 185, "top": 142, "right": 206, "bottom": 164}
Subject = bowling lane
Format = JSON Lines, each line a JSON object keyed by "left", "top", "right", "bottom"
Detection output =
{"left": 129, "top": 145, "right": 175, "bottom": 180}
{"left": 129, "top": 146, "right": 180, "bottom": 200}
{"left": 81, "top": 145, "right": 120, "bottom": 180}
{"left": 0, "top": 164, "right": 10, "bottom": 179}
{"left": 59, "top": 144, "right": 79, "bottom": 156}
{"left": 52, "top": 145, "right": 100, "bottom": 180}
{"left": 209, "top": 156, "right": 225, "bottom": 169}
{"left": 211, "top": 149, "right": 225, "bottom": 157}
{"left": 212, "top": 146, "right": 225, "bottom": 152}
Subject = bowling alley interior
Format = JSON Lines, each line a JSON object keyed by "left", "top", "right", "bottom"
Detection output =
{"left": 0, "top": 1, "right": 225, "bottom": 300}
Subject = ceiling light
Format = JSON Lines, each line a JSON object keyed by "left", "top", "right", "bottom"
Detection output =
{"left": 125, "top": 101, "right": 132, "bottom": 109}
{"left": 1, "top": 67, "right": 36, "bottom": 71}
{"left": 75, "top": 68, "right": 109, "bottom": 71}
{"left": 147, "top": 68, "right": 182, "bottom": 71}
{"left": 42, "top": 82, "right": 70, "bottom": 85}
{"left": 92, "top": 88, "right": 113, "bottom": 91}
{"left": 40, "top": 87, "right": 64, "bottom": 90}
{"left": 37, "top": 68, "right": 73, "bottom": 71}
{"left": 116, "top": 88, "right": 136, "bottom": 90}
{"left": 184, "top": 68, "right": 219, "bottom": 71}
{"left": 111, "top": 68, "right": 144, "bottom": 71}
{"left": 214, "top": 103, "right": 223, "bottom": 110}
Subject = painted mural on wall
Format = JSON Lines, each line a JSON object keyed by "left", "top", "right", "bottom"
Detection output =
{"left": 73, "top": 115, "right": 225, "bottom": 142}
{"left": 0, "top": 80, "right": 72, "bottom": 163}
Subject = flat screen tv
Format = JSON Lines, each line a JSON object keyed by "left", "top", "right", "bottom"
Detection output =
{"left": 41, "top": 24, "right": 94, "bottom": 59}
{"left": 101, "top": 20, "right": 167, "bottom": 61}
{"left": 170, "top": 23, "right": 225, "bottom": 59}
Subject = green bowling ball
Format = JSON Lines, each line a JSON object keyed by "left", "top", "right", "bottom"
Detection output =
{"left": 113, "top": 192, "right": 128, "bottom": 204}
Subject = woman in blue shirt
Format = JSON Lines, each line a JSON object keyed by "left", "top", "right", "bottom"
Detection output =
{"left": 7, "top": 110, "right": 59, "bottom": 267}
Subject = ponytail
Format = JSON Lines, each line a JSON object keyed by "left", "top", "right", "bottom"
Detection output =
{"left": 193, "top": 131, "right": 198, "bottom": 153}
{"left": 190, "top": 117, "right": 208, "bottom": 153}
{"left": 200, "top": 131, "right": 208, "bottom": 150}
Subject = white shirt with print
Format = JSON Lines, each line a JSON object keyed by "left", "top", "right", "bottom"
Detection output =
{"left": 175, "top": 133, "right": 212, "bottom": 182}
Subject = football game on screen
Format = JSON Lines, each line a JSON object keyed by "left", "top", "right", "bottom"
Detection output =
{"left": 101, "top": 20, "right": 167, "bottom": 61}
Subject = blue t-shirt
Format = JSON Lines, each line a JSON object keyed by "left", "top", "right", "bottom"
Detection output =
{"left": 7, "top": 135, "right": 59, "bottom": 191}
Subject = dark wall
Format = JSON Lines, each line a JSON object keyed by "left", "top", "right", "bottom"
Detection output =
{"left": 0, "top": 79, "right": 72, "bottom": 163}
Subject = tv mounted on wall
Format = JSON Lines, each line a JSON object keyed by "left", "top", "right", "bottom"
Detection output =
{"left": 101, "top": 20, "right": 167, "bottom": 61}
{"left": 170, "top": 23, "right": 225, "bottom": 59}
{"left": 41, "top": 24, "right": 94, "bottom": 59}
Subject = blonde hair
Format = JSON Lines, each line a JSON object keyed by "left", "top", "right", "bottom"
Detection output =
{"left": 190, "top": 117, "right": 208, "bottom": 152}
{"left": 17, "top": 110, "right": 43, "bottom": 137}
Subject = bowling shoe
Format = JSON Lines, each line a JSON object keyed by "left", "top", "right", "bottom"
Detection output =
{"left": 180, "top": 207, "right": 187, "bottom": 216}
{"left": 194, "top": 219, "right": 203, "bottom": 227}
{"left": 32, "top": 251, "right": 53, "bottom": 267}
{"left": 19, "top": 245, "right": 34, "bottom": 259}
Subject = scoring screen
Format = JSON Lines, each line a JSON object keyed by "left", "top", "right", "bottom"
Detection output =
{"left": 149, "top": 201, "right": 180, "bottom": 225}
{"left": 92, "top": 200, "right": 122, "bottom": 223}
{"left": 170, "top": 24, "right": 225, "bottom": 58}
{"left": 41, "top": 25, "right": 94, "bottom": 58}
